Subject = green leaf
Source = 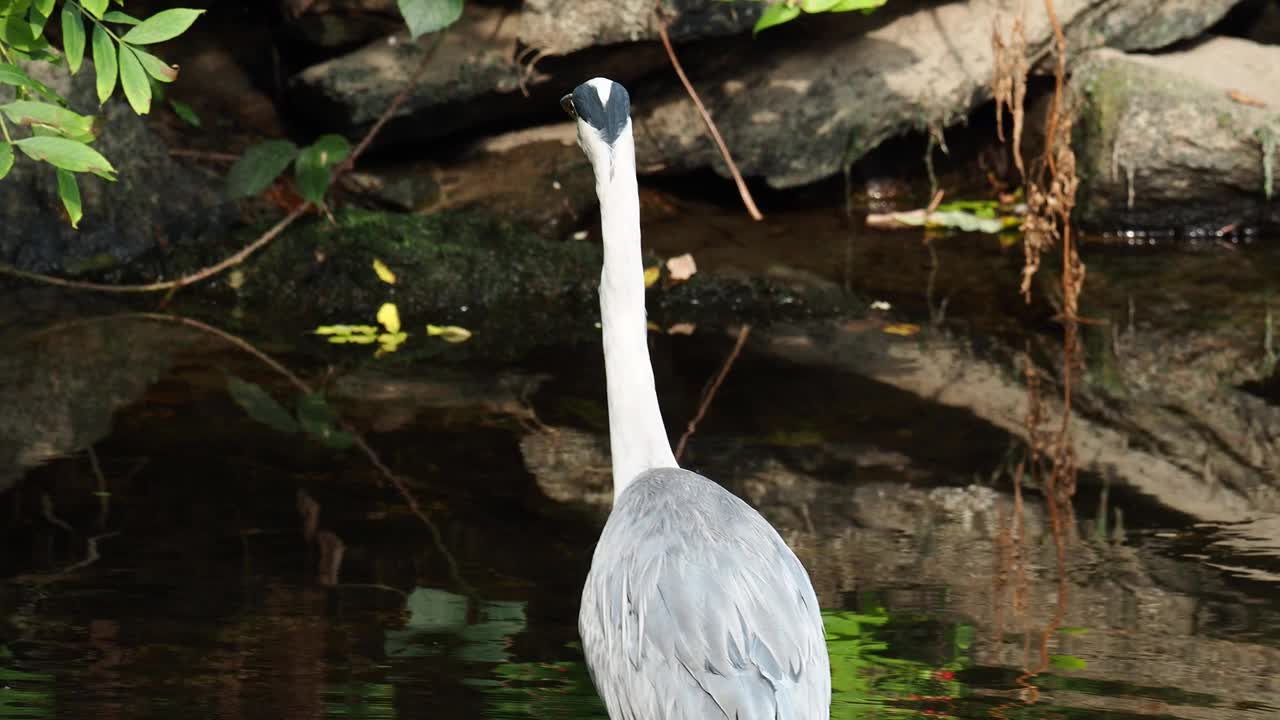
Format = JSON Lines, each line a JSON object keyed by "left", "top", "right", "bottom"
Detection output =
{"left": 296, "top": 394, "right": 355, "bottom": 450}
{"left": 61, "top": 5, "right": 85, "bottom": 74}
{"left": 753, "top": 2, "right": 801, "bottom": 34}
{"left": 2, "top": 9, "right": 44, "bottom": 50}
{"left": 828, "top": 0, "right": 888, "bottom": 11}
{"left": 56, "top": 168, "right": 82, "bottom": 228}
{"left": 169, "top": 98, "right": 200, "bottom": 127}
{"left": 1049, "top": 654, "right": 1088, "bottom": 671}
{"left": 28, "top": 0, "right": 53, "bottom": 38}
{"left": 101, "top": 10, "right": 140, "bottom": 24}
{"left": 0, "top": 100, "right": 94, "bottom": 137}
{"left": 13, "top": 136, "right": 115, "bottom": 177}
{"left": 118, "top": 44, "right": 151, "bottom": 113}
{"left": 294, "top": 133, "right": 351, "bottom": 206}
{"left": 0, "top": 142, "right": 13, "bottom": 180}
{"left": 81, "top": 0, "right": 107, "bottom": 19}
{"left": 396, "top": 0, "right": 462, "bottom": 39}
{"left": 800, "top": 0, "right": 844, "bottom": 11}
{"left": 0, "top": 61, "right": 61, "bottom": 102}
{"left": 120, "top": 8, "right": 204, "bottom": 44}
{"left": 91, "top": 23, "right": 117, "bottom": 104}
{"left": 226, "top": 376, "right": 301, "bottom": 434}
{"left": 226, "top": 139, "right": 298, "bottom": 198}
{"left": 130, "top": 47, "right": 176, "bottom": 82}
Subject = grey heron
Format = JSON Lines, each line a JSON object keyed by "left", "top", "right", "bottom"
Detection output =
{"left": 562, "top": 77, "right": 832, "bottom": 719}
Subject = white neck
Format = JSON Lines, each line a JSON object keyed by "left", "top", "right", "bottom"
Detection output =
{"left": 595, "top": 126, "right": 678, "bottom": 500}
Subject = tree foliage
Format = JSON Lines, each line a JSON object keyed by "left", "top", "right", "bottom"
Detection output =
{"left": 0, "top": 0, "right": 203, "bottom": 226}
{"left": 729, "top": 0, "right": 889, "bottom": 35}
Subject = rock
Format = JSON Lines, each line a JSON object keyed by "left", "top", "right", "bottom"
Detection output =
{"left": 630, "top": 0, "right": 1240, "bottom": 188}
{"left": 1070, "top": 37, "right": 1280, "bottom": 229}
{"left": 280, "top": 0, "right": 402, "bottom": 49}
{"left": 519, "top": 0, "right": 763, "bottom": 56}
{"left": 0, "top": 62, "right": 235, "bottom": 276}
{"left": 287, "top": 3, "right": 670, "bottom": 143}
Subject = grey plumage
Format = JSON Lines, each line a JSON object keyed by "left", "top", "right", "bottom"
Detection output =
{"left": 580, "top": 468, "right": 831, "bottom": 719}
{"left": 564, "top": 76, "right": 830, "bottom": 719}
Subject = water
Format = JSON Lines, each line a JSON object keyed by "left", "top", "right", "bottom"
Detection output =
{"left": 2, "top": 233, "right": 1279, "bottom": 719}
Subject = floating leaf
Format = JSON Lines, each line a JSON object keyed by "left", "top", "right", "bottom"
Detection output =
{"left": 226, "top": 376, "right": 301, "bottom": 434}
{"left": 91, "top": 23, "right": 117, "bottom": 104}
{"left": 0, "top": 142, "right": 12, "bottom": 180}
{"left": 315, "top": 324, "right": 378, "bottom": 336}
{"left": 754, "top": 2, "right": 801, "bottom": 33}
{"left": 667, "top": 322, "right": 696, "bottom": 336}
{"left": 665, "top": 253, "right": 697, "bottom": 281}
{"left": 1049, "top": 654, "right": 1087, "bottom": 671}
{"left": 13, "top": 136, "right": 115, "bottom": 177}
{"left": 396, "top": 0, "right": 463, "bottom": 39}
{"left": 376, "top": 331, "right": 408, "bottom": 355}
{"left": 426, "top": 324, "right": 472, "bottom": 343}
{"left": 55, "top": 168, "right": 82, "bottom": 228}
{"left": 882, "top": 323, "right": 921, "bottom": 337}
{"left": 226, "top": 139, "right": 298, "bottom": 198}
{"left": 169, "top": 98, "right": 200, "bottom": 126}
{"left": 61, "top": 6, "right": 85, "bottom": 74}
{"left": 643, "top": 265, "right": 660, "bottom": 288}
{"left": 377, "top": 303, "right": 401, "bottom": 334}
{"left": 118, "top": 45, "right": 151, "bottom": 114}
{"left": 372, "top": 258, "right": 397, "bottom": 284}
{"left": 120, "top": 8, "right": 205, "bottom": 44}
{"left": 865, "top": 208, "right": 1015, "bottom": 234}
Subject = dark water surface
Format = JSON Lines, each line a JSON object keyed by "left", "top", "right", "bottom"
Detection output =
{"left": 2, "top": 231, "right": 1279, "bottom": 718}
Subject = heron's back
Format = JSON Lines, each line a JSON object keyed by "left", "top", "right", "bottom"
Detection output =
{"left": 580, "top": 467, "right": 830, "bottom": 720}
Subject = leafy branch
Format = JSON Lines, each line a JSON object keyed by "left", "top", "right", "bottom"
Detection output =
{"left": 0, "top": 0, "right": 456, "bottom": 293}
{"left": 723, "top": 0, "right": 888, "bottom": 34}
{"left": 0, "top": 0, "right": 203, "bottom": 225}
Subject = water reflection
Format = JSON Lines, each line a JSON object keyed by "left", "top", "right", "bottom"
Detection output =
{"left": 1, "top": 299, "right": 1279, "bottom": 719}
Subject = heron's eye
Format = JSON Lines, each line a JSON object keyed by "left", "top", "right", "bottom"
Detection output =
{"left": 560, "top": 94, "right": 577, "bottom": 119}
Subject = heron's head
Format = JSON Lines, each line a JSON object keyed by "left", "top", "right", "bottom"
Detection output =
{"left": 561, "top": 77, "right": 632, "bottom": 175}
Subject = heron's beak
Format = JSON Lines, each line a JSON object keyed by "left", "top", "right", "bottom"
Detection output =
{"left": 560, "top": 94, "right": 577, "bottom": 119}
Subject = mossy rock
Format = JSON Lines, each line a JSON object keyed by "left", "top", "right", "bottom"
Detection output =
{"left": 232, "top": 208, "right": 600, "bottom": 319}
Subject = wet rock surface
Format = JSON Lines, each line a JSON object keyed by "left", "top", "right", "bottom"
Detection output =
{"left": 630, "top": 0, "right": 1239, "bottom": 188}
{"left": 1071, "top": 37, "right": 1280, "bottom": 229}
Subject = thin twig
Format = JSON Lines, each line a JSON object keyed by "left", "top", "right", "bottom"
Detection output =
{"left": 0, "top": 32, "right": 447, "bottom": 294}
{"left": 675, "top": 324, "right": 751, "bottom": 460}
{"left": 654, "top": 3, "right": 763, "bottom": 221}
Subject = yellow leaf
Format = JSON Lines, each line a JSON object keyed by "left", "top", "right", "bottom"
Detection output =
{"left": 377, "top": 303, "right": 401, "bottom": 333}
{"left": 643, "top": 266, "right": 660, "bottom": 288}
{"left": 426, "top": 324, "right": 472, "bottom": 343}
{"left": 377, "top": 331, "right": 408, "bottom": 347}
{"left": 372, "top": 258, "right": 397, "bottom": 284}
{"left": 665, "top": 253, "right": 697, "bottom": 281}
{"left": 647, "top": 321, "right": 661, "bottom": 332}
{"left": 315, "top": 324, "right": 377, "bottom": 336}
{"left": 348, "top": 334, "right": 378, "bottom": 344}
{"left": 882, "top": 323, "right": 921, "bottom": 336}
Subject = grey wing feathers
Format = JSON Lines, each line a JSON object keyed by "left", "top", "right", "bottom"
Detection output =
{"left": 580, "top": 468, "right": 830, "bottom": 720}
